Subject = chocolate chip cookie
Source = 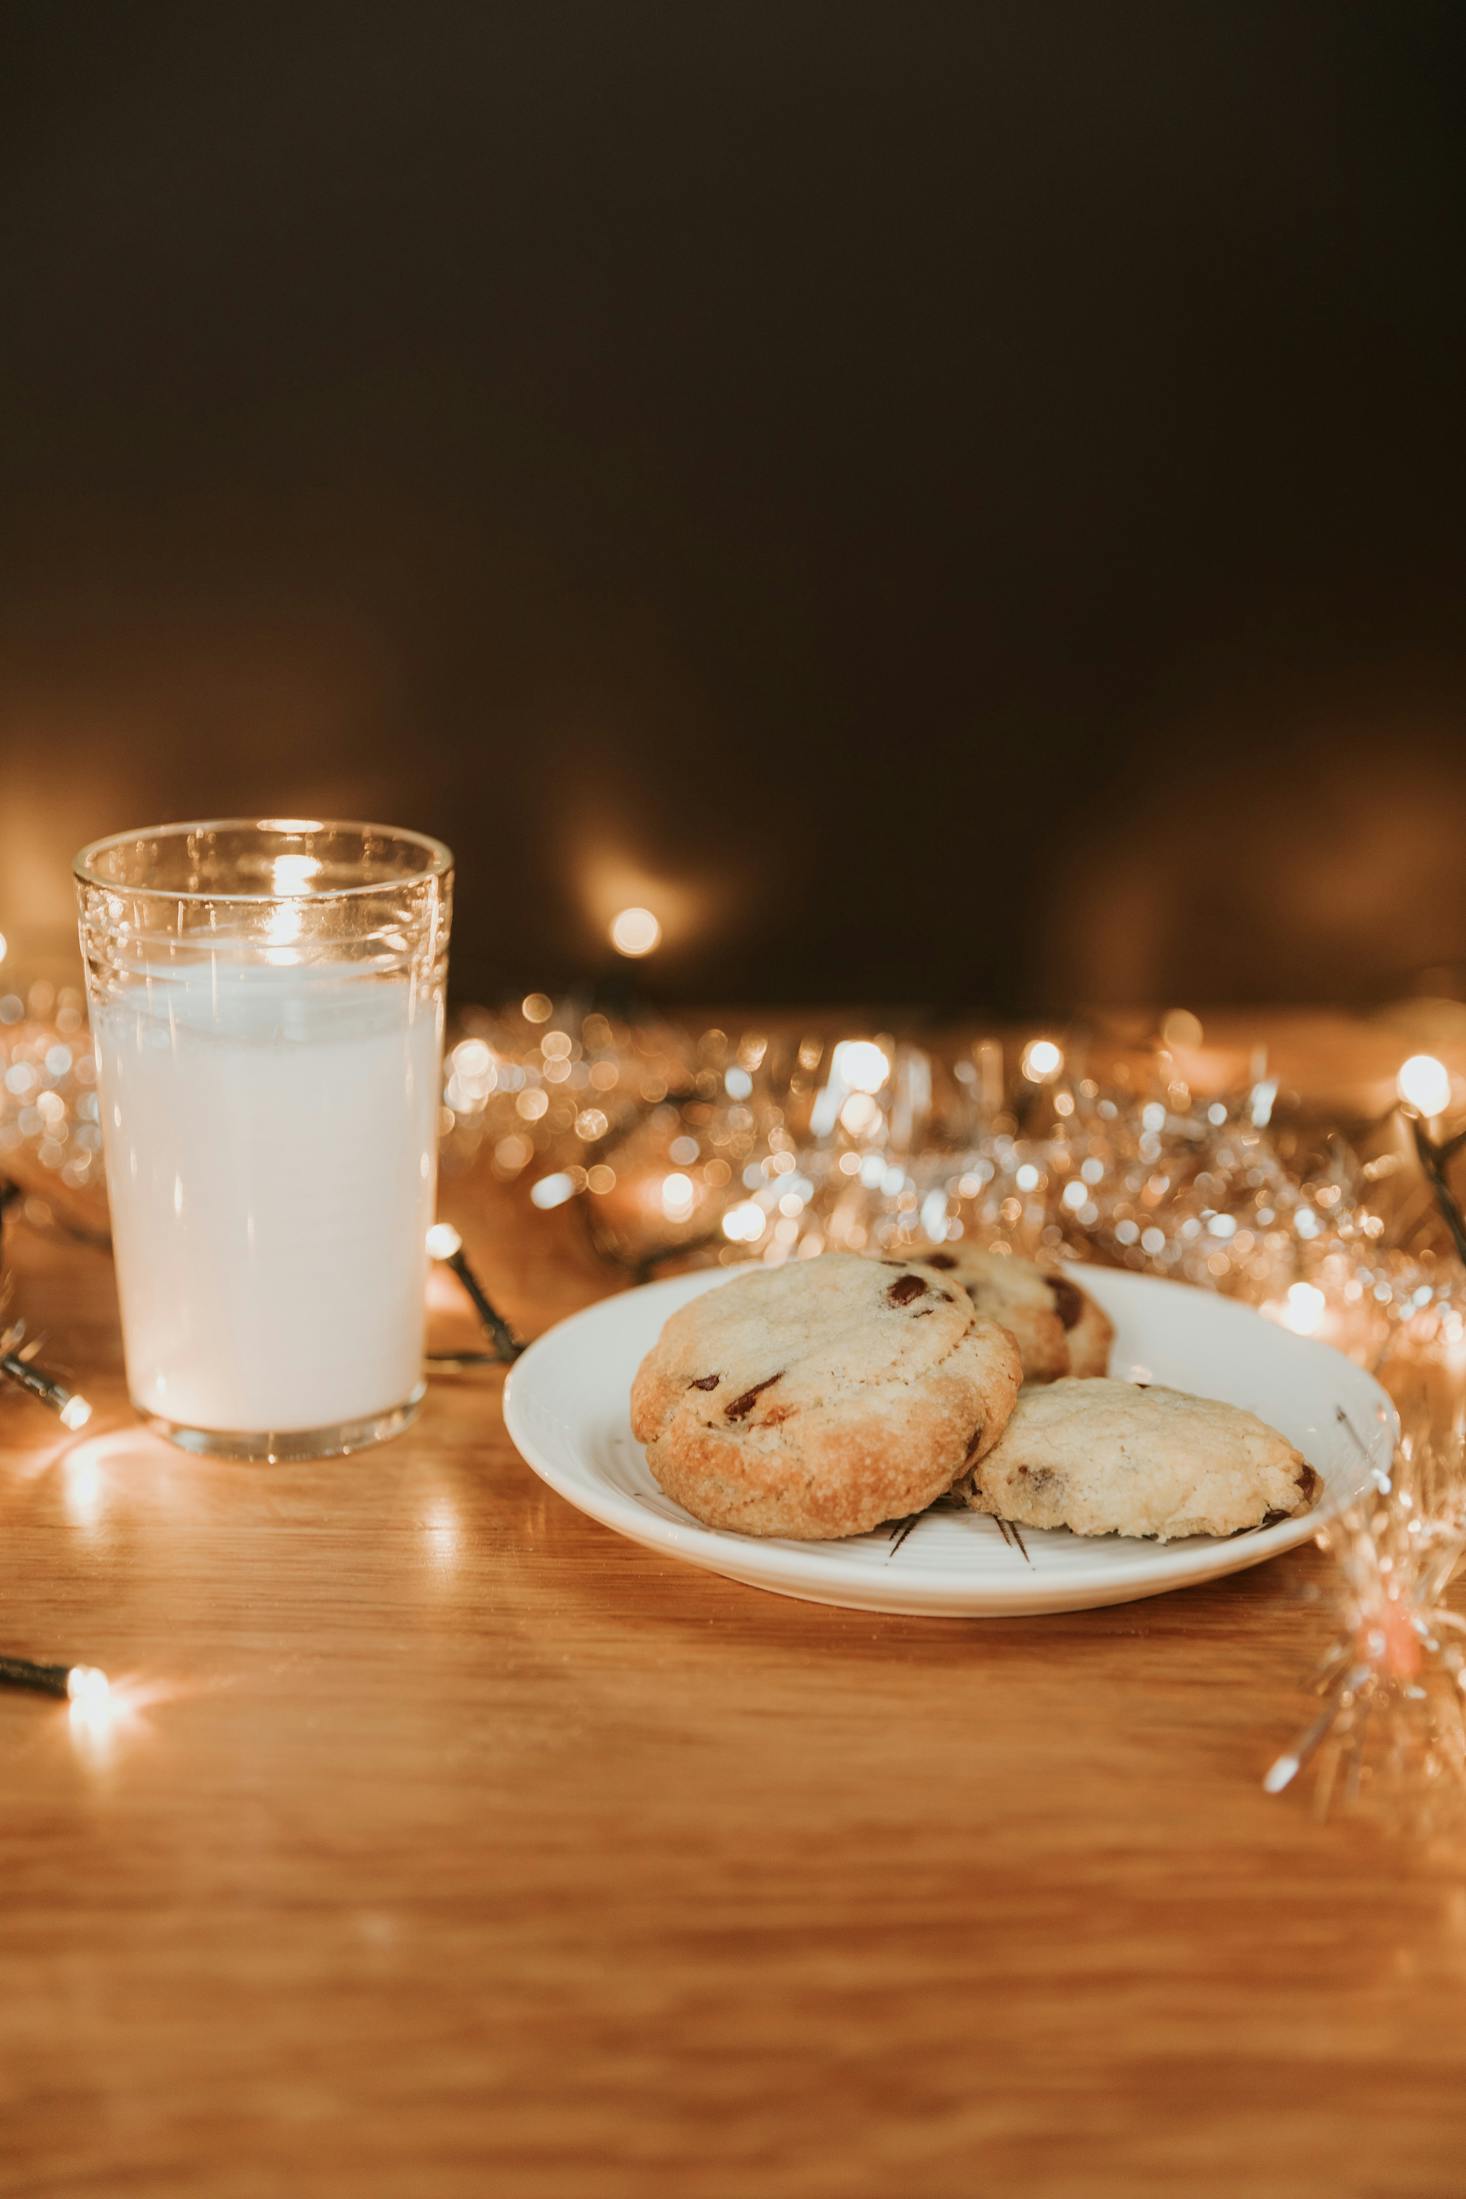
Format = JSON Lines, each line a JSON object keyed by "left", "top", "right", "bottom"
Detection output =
{"left": 959, "top": 1376, "right": 1320, "bottom": 1542}
{"left": 909, "top": 1245, "right": 1113, "bottom": 1382}
{"left": 630, "top": 1252, "right": 1023, "bottom": 1539}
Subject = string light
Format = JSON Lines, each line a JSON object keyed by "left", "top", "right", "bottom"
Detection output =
{"left": 425, "top": 1221, "right": 522, "bottom": 1363}
{"left": 0, "top": 1350, "right": 93, "bottom": 1427}
{"left": 1397, "top": 1054, "right": 1452, "bottom": 1119}
{"left": 66, "top": 1664, "right": 111, "bottom": 1709}
{"left": 0, "top": 1652, "right": 110, "bottom": 1705}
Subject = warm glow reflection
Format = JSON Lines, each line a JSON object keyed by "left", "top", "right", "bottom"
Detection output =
{"left": 0, "top": 930, "right": 7, "bottom": 965}
{"left": 421, "top": 1500, "right": 459, "bottom": 1567}
{"left": 263, "top": 902, "right": 304, "bottom": 953}
{"left": 609, "top": 906, "right": 662, "bottom": 958}
{"left": 1397, "top": 1053, "right": 1451, "bottom": 1118}
{"left": 271, "top": 853, "right": 322, "bottom": 895}
{"left": 426, "top": 1222, "right": 462, "bottom": 1259}
{"left": 1021, "top": 1038, "right": 1064, "bottom": 1083}
{"left": 63, "top": 1450, "right": 106, "bottom": 1531}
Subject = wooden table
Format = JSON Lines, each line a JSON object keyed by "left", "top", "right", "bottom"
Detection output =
{"left": 3, "top": 1185, "right": 1465, "bottom": 2199}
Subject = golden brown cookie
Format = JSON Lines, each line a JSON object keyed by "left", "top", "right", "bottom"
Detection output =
{"left": 910, "top": 1245, "right": 1113, "bottom": 1382}
{"left": 630, "top": 1253, "right": 1022, "bottom": 1540}
{"left": 960, "top": 1377, "right": 1320, "bottom": 1542}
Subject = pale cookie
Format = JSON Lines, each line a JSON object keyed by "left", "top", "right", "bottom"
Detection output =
{"left": 630, "top": 1253, "right": 1023, "bottom": 1540}
{"left": 909, "top": 1245, "right": 1113, "bottom": 1382}
{"left": 960, "top": 1377, "right": 1320, "bottom": 1542}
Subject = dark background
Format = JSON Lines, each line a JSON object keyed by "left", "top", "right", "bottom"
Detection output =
{"left": 3, "top": 2, "right": 1465, "bottom": 1011}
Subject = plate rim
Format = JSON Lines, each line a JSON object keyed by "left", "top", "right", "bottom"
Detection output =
{"left": 502, "top": 1261, "right": 1398, "bottom": 1608}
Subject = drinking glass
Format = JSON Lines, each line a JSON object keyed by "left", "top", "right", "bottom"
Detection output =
{"left": 75, "top": 819, "right": 452, "bottom": 1460}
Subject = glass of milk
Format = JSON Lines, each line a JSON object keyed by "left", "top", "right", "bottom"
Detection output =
{"left": 74, "top": 819, "right": 452, "bottom": 1460}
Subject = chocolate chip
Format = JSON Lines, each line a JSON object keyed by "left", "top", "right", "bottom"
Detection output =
{"left": 1048, "top": 1276, "right": 1084, "bottom": 1330}
{"left": 961, "top": 1421, "right": 986, "bottom": 1462}
{"left": 925, "top": 1252, "right": 958, "bottom": 1270}
{"left": 887, "top": 1274, "right": 927, "bottom": 1306}
{"left": 688, "top": 1374, "right": 720, "bottom": 1391}
{"left": 912, "top": 1307, "right": 934, "bottom": 1317}
{"left": 1260, "top": 1466, "right": 1320, "bottom": 1529}
{"left": 725, "top": 1373, "right": 783, "bottom": 1421}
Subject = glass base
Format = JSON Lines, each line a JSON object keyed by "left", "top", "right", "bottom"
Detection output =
{"left": 140, "top": 1385, "right": 424, "bottom": 1462}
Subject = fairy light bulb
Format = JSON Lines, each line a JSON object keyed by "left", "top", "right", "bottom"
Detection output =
{"left": 60, "top": 1393, "right": 93, "bottom": 1432}
{"left": 66, "top": 1664, "right": 110, "bottom": 1708}
{"left": 426, "top": 1222, "right": 462, "bottom": 1260}
{"left": 1397, "top": 1054, "right": 1451, "bottom": 1119}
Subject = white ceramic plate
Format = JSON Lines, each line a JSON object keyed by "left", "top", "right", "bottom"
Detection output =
{"left": 502, "top": 1263, "right": 1397, "bottom": 1616}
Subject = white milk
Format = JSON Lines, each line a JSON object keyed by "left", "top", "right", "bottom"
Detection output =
{"left": 93, "top": 959, "right": 442, "bottom": 1436}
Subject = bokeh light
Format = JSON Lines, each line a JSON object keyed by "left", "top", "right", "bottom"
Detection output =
{"left": 609, "top": 906, "right": 662, "bottom": 958}
{"left": 830, "top": 1040, "right": 890, "bottom": 1094}
{"left": 1021, "top": 1038, "right": 1064, "bottom": 1083}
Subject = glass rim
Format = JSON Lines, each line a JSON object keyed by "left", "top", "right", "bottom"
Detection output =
{"left": 73, "top": 817, "right": 454, "bottom": 905}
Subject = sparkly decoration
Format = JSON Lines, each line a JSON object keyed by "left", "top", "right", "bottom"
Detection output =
{"left": 0, "top": 976, "right": 108, "bottom": 1227}
{"left": 0, "top": 1183, "right": 93, "bottom": 1430}
{"left": 1265, "top": 1401, "right": 1466, "bottom": 1826}
{"left": 438, "top": 995, "right": 698, "bottom": 1197}
{"left": 485, "top": 1016, "right": 1462, "bottom": 1364}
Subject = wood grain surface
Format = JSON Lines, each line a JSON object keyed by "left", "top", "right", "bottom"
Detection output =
{"left": 2, "top": 1183, "right": 1465, "bottom": 2199}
